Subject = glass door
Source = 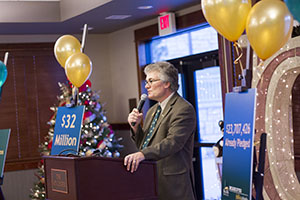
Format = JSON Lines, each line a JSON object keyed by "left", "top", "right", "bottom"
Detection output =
{"left": 195, "top": 66, "right": 223, "bottom": 199}
{"left": 170, "top": 51, "right": 223, "bottom": 200}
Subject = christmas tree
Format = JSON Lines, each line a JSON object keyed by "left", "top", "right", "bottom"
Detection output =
{"left": 29, "top": 80, "right": 123, "bottom": 200}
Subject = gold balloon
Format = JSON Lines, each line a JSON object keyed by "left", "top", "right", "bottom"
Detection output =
{"left": 246, "top": 0, "right": 293, "bottom": 60}
{"left": 201, "top": 0, "right": 251, "bottom": 42}
{"left": 65, "top": 52, "right": 92, "bottom": 88}
{"left": 54, "top": 35, "right": 81, "bottom": 68}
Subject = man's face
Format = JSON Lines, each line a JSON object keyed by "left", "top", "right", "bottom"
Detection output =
{"left": 145, "top": 71, "right": 170, "bottom": 102}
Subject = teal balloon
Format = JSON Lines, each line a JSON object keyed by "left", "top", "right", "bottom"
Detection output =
{"left": 285, "top": 0, "right": 300, "bottom": 22}
{"left": 0, "top": 61, "right": 7, "bottom": 87}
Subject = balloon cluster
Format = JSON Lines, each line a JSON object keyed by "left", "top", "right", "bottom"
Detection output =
{"left": 202, "top": 0, "right": 294, "bottom": 61}
{"left": 54, "top": 35, "right": 92, "bottom": 88}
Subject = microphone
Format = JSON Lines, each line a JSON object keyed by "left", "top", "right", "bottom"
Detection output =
{"left": 131, "top": 94, "right": 147, "bottom": 126}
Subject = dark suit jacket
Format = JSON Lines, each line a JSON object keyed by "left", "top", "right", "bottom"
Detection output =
{"left": 133, "top": 93, "right": 196, "bottom": 200}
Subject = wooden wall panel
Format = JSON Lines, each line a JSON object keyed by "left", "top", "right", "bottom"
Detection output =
{"left": 0, "top": 43, "right": 67, "bottom": 171}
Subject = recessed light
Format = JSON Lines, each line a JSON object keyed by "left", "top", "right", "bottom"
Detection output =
{"left": 105, "top": 15, "right": 131, "bottom": 20}
{"left": 138, "top": 6, "right": 153, "bottom": 10}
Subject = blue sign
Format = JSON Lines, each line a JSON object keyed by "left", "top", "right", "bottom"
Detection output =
{"left": 0, "top": 129, "right": 10, "bottom": 177}
{"left": 51, "top": 106, "right": 85, "bottom": 156}
{"left": 222, "top": 88, "right": 256, "bottom": 200}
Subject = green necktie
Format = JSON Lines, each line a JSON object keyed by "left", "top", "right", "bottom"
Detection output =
{"left": 142, "top": 105, "right": 162, "bottom": 149}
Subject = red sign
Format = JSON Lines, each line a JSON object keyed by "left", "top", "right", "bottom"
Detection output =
{"left": 158, "top": 12, "right": 176, "bottom": 36}
{"left": 159, "top": 15, "right": 169, "bottom": 30}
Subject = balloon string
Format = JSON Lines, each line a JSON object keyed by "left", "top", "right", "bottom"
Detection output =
{"left": 254, "top": 140, "right": 260, "bottom": 147}
{"left": 257, "top": 59, "right": 264, "bottom": 69}
{"left": 233, "top": 41, "right": 244, "bottom": 74}
{"left": 72, "top": 86, "right": 79, "bottom": 106}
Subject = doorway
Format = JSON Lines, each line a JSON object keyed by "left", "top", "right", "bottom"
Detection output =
{"left": 169, "top": 50, "right": 223, "bottom": 200}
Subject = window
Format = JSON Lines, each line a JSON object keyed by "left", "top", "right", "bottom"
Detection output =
{"left": 149, "top": 25, "right": 218, "bottom": 62}
{"left": 177, "top": 74, "right": 184, "bottom": 97}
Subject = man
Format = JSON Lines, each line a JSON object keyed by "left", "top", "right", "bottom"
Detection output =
{"left": 124, "top": 61, "right": 196, "bottom": 200}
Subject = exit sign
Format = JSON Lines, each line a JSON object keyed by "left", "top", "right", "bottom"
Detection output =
{"left": 158, "top": 12, "right": 176, "bottom": 36}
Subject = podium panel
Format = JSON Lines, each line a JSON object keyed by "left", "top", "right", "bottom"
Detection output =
{"left": 44, "top": 156, "right": 158, "bottom": 200}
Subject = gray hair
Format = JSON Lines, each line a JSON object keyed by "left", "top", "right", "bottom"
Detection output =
{"left": 144, "top": 61, "right": 179, "bottom": 92}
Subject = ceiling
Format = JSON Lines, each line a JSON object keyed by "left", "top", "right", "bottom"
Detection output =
{"left": 0, "top": 0, "right": 201, "bottom": 35}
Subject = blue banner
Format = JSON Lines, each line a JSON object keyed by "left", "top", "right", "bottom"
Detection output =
{"left": 0, "top": 129, "right": 10, "bottom": 177}
{"left": 222, "top": 88, "right": 256, "bottom": 200}
{"left": 51, "top": 106, "right": 85, "bottom": 156}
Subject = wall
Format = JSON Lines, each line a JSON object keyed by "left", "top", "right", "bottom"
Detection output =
{"left": 107, "top": 20, "right": 155, "bottom": 123}
{"left": 0, "top": 5, "right": 200, "bottom": 124}
{"left": 106, "top": 4, "right": 200, "bottom": 123}
{"left": 2, "top": 169, "right": 38, "bottom": 200}
{"left": 84, "top": 34, "right": 114, "bottom": 120}
{"left": 0, "top": 5, "right": 201, "bottom": 199}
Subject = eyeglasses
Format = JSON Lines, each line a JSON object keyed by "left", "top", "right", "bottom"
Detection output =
{"left": 145, "top": 79, "right": 161, "bottom": 86}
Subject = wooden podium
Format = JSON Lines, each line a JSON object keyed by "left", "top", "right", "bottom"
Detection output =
{"left": 43, "top": 156, "right": 158, "bottom": 200}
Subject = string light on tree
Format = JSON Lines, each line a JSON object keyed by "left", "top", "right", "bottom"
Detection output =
{"left": 29, "top": 81, "right": 123, "bottom": 200}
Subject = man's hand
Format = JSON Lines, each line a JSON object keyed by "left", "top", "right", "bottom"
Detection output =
{"left": 124, "top": 152, "right": 145, "bottom": 173}
{"left": 128, "top": 108, "right": 143, "bottom": 131}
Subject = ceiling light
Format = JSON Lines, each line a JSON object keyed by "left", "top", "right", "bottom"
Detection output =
{"left": 105, "top": 15, "right": 131, "bottom": 20}
{"left": 137, "top": 6, "right": 153, "bottom": 10}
